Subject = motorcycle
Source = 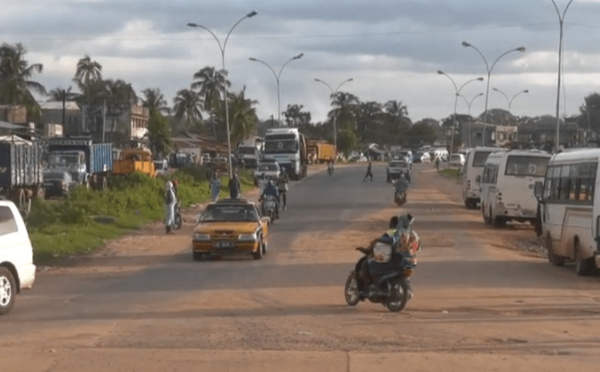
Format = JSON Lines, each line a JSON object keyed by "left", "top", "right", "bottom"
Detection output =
{"left": 327, "top": 164, "right": 334, "bottom": 176}
{"left": 173, "top": 203, "right": 183, "bottom": 230}
{"left": 261, "top": 195, "right": 278, "bottom": 223}
{"left": 394, "top": 191, "right": 407, "bottom": 207}
{"left": 344, "top": 214, "right": 418, "bottom": 313}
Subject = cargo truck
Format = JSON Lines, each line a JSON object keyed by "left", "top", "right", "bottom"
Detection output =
{"left": 263, "top": 128, "right": 308, "bottom": 180}
{"left": 0, "top": 136, "right": 45, "bottom": 207}
{"left": 46, "top": 136, "right": 113, "bottom": 190}
{"left": 307, "top": 140, "right": 336, "bottom": 164}
{"left": 112, "top": 148, "right": 155, "bottom": 178}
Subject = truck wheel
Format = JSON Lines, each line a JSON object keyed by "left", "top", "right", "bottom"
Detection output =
{"left": 0, "top": 267, "right": 16, "bottom": 315}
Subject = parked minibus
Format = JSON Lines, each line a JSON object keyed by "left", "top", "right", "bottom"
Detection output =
{"left": 534, "top": 148, "right": 600, "bottom": 276}
{"left": 479, "top": 149, "right": 550, "bottom": 227}
{"left": 461, "top": 147, "right": 504, "bottom": 209}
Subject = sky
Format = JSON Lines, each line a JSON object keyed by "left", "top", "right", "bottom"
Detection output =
{"left": 1, "top": 0, "right": 600, "bottom": 125}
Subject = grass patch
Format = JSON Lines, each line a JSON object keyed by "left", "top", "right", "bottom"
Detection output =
{"left": 439, "top": 168, "right": 461, "bottom": 179}
{"left": 28, "top": 167, "right": 254, "bottom": 265}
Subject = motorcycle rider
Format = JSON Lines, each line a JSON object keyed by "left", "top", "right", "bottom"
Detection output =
{"left": 356, "top": 214, "right": 418, "bottom": 298}
{"left": 327, "top": 157, "right": 334, "bottom": 174}
{"left": 276, "top": 170, "right": 289, "bottom": 210}
{"left": 260, "top": 180, "right": 280, "bottom": 219}
{"left": 394, "top": 172, "right": 409, "bottom": 203}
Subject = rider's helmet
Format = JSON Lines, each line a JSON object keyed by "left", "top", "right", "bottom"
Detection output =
{"left": 261, "top": 172, "right": 266, "bottom": 179}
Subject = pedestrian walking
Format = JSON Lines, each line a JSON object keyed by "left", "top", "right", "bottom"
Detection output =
{"left": 228, "top": 171, "right": 241, "bottom": 199}
{"left": 209, "top": 172, "right": 221, "bottom": 202}
{"left": 164, "top": 180, "right": 177, "bottom": 234}
{"left": 363, "top": 160, "right": 373, "bottom": 182}
{"left": 435, "top": 156, "right": 440, "bottom": 172}
{"left": 276, "top": 170, "right": 289, "bottom": 210}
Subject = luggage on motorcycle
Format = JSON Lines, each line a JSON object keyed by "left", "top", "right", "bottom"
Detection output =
{"left": 372, "top": 241, "right": 392, "bottom": 263}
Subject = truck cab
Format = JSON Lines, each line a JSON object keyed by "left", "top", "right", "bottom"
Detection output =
{"left": 46, "top": 151, "right": 87, "bottom": 185}
{"left": 113, "top": 149, "right": 156, "bottom": 177}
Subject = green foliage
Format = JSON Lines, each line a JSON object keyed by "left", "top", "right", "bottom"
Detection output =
{"left": 337, "top": 129, "right": 359, "bottom": 155}
{"left": 147, "top": 111, "right": 171, "bottom": 157}
{"left": 28, "top": 168, "right": 254, "bottom": 265}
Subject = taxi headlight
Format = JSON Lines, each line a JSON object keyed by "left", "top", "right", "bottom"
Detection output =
{"left": 238, "top": 233, "right": 258, "bottom": 241}
{"left": 193, "top": 233, "right": 211, "bottom": 241}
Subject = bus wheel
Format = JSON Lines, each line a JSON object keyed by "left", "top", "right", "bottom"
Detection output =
{"left": 493, "top": 215, "right": 506, "bottom": 228}
{"left": 574, "top": 241, "right": 597, "bottom": 276}
{"left": 545, "top": 234, "right": 564, "bottom": 267}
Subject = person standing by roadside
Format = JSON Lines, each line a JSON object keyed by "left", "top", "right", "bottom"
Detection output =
{"left": 276, "top": 170, "right": 289, "bottom": 210}
{"left": 228, "top": 171, "right": 241, "bottom": 199}
{"left": 435, "top": 156, "right": 440, "bottom": 172}
{"left": 164, "top": 180, "right": 177, "bottom": 234}
{"left": 363, "top": 160, "right": 373, "bottom": 182}
{"left": 209, "top": 172, "right": 221, "bottom": 202}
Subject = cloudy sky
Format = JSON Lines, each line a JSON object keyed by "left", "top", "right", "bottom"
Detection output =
{"left": 1, "top": 0, "right": 599, "bottom": 124}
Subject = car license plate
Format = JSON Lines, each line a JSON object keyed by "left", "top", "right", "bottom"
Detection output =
{"left": 214, "top": 241, "right": 234, "bottom": 249}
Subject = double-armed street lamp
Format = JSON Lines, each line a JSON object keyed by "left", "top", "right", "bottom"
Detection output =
{"left": 462, "top": 41, "right": 526, "bottom": 146}
{"left": 492, "top": 87, "right": 529, "bottom": 112}
{"left": 458, "top": 92, "right": 484, "bottom": 147}
{"left": 249, "top": 53, "right": 304, "bottom": 126}
{"left": 551, "top": 0, "right": 574, "bottom": 152}
{"left": 187, "top": 11, "right": 258, "bottom": 178}
{"left": 437, "top": 70, "right": 483, "bottom": 154}
{"left": 314, "top": 77, "right": 354, "bottom": 151}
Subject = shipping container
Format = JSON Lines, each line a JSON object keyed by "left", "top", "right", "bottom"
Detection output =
{"left": 0, "top": 138, "right": 44, "bottom": 203}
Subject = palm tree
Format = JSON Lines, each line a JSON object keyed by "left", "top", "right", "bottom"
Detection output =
{"left": 356, "top": 101, "right": 383, "bottom": 142}
{"left": 172, "top": 88, "right": 203, "bottom": 129}
{"left": 0, "top": 42, "right": 46, "bottom": 120}
{"left": 103, "top": 79, "right": 137, "bottom": 133}
{"left": 329, "top": 92, "right": 359, "bottom": 131}
{"left": 74, "top": 55, "right": 102, "bottom": 88}
{"left": 228, "top": 86, "right": 258, "bottom": 143}
{"left": 191, "top": 66, "right": 230, "bottom": 140}
{"left": 48, "top": 86, "right": 79, "bottom": 127}
{"left": 384, "top": 100, "right": 411, "bottom": 144}
{"left": 141, "top": 88, "right": 169, "bottom": 115}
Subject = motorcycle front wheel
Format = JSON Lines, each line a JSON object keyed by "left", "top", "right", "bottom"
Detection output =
{"left": 344, "top": 271, "right": 360, "bottom": 306}
{"left": 386, "top": 277, "right": 409, "bottom": 312}
{"left": 173, "top": 212, "right": 183, "bottom": 230}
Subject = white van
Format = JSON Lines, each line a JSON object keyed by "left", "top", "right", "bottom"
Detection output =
{"left": 479, "top": 149, "right": 550, "bottom": 227}
{"left": 534, "top": 149, "right": 600, "bottom": 276}
{"left": 461, "top": 147, "right": 504, "bottom": 209}
{"left": 0, "top": 200, "right": 36, "bottom": 314}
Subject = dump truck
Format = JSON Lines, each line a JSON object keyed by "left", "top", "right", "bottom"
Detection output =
{"left": 0, "top": 136, "right": 45, "bottom": 207}
{"left": 307, "top": 140, "right": 336, "bottom": 164}
{"left": 46, "top": 136, "right": 113, "bottom": 190}
{"left": 112, "top": 148, "right": 155, "bottom": 177}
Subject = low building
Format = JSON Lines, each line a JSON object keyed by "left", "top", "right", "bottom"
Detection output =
{"left": 40, "top": 101, "right": 81, "bottom": 136}
{"left": 0, "top": 105, "right": 27, "bottom": 124}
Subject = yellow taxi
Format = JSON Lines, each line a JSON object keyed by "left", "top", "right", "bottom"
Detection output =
{"left": 192, "top": 199, "right": 270, "bottom": 260}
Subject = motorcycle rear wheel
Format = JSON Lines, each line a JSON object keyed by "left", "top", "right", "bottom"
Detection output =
{"left": 344, "top": 271, "right": 360, "bottom": 306}
{"left": 173, "top": 212, "right": 183, "bottom": 230}
{"left": 386, "top": 277, "right": 409, "bottom": 312}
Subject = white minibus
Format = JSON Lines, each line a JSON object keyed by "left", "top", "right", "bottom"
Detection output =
{"left": 479, "top": 149, "right": 550, "bottom": 227}
{"left": 461, "top": 147, "right": 503, "bottom": 209}
{"left": 534, "top": 148, "right": 600, "bottom": 276}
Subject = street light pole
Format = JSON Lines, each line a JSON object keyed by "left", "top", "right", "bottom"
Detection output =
{"left": 459, "top": 92, "right": 484, "bottom": 147}
{"left": 249, "top": 53, "right": 304, "bottom": 127}
{"left": 314, "top": 77, "right": 354, "bottom": 151}
{"left": 462, "top": 41, "right": 525, "bottom": 146}
{"left": 187, "top": 10, "right": 258, "bottom": 178}
{"left": 492, "top": 87, "right": 529, "bottom": 112}
{"left": 551, "top": 0, "right": 574, "bottom": 152}
{"left": 437, "top": 70, "right": 483, "bottom": 154}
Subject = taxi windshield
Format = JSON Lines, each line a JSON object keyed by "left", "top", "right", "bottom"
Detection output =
{"left": 199, "top": 204, "right": 259, "bottom": 223}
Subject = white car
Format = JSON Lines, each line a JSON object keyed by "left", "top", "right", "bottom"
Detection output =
{"left": 254, "top": 161, "right": 281, "bottom": 182}
{"left": 449, "top": 154, "right": 465, "bottom": 167}
{"left": 0, "top": 200, "right": 36, "bottom": 315}
{"left": 414, "top": 151, "right": 431, "bottom": 163}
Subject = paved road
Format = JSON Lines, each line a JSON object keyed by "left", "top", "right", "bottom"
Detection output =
{"left": 4, "top": 163, "right": 600, "bottom": 371}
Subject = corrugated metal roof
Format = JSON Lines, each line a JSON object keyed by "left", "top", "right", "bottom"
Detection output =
{"left": 0, "top": 120, "right": 25, "bottom": 130}
{"left": 40, "top": 101, "right": 80, "bottom": 110}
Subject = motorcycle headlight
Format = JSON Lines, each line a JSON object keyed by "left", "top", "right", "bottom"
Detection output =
{"left": 193, "top": 233, "right": 211, "bottom": 241}
{"left": 238, "top": 233, "right": 258, "bottom": 241}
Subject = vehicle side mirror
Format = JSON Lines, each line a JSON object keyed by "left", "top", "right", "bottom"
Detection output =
{"left": 475, "top": 175, "right": 481, "bottom": 184}
{"left": 533, "top": 181, "right": 543, "bottom": 202}
{"left": 261, "top": 216, "right": 271, "bottom": 225}
{"left": 596, "top": 216, "right": 600, "bottom": 243}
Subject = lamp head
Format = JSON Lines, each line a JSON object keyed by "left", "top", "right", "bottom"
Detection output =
{"left": 524, "top": 89, "right": 529, "bottom": 93}
{"left": 294, "top": 53, "right": 304, "bottom": 59}
{"left": 462, "top": 41, "right": 471, "bottom": 47}
{"left": 314, "top": 78, "right": 321, "bottom": 82}
{"left": 249, "top": 57, "right": 257, "bottom": 61}
{"left": 492, "top": 87, "right": 499, "bottom": 91}
{"left": 516, "top": 46, "right": 526, "bottom": 52}
{"left": 347, "top": 78, "right": 354, "bottom": 82}
{"left": 187, "top": 23, "right": 198, "bottom": 28}
{"left": 437, "top": 70, "right": 444, "bottom": 74}
{"left": 247, "top": 11, "right": 258, "bottom": 18}
{"left": 476, "top": 77, "right": 484, "bottom": 81}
